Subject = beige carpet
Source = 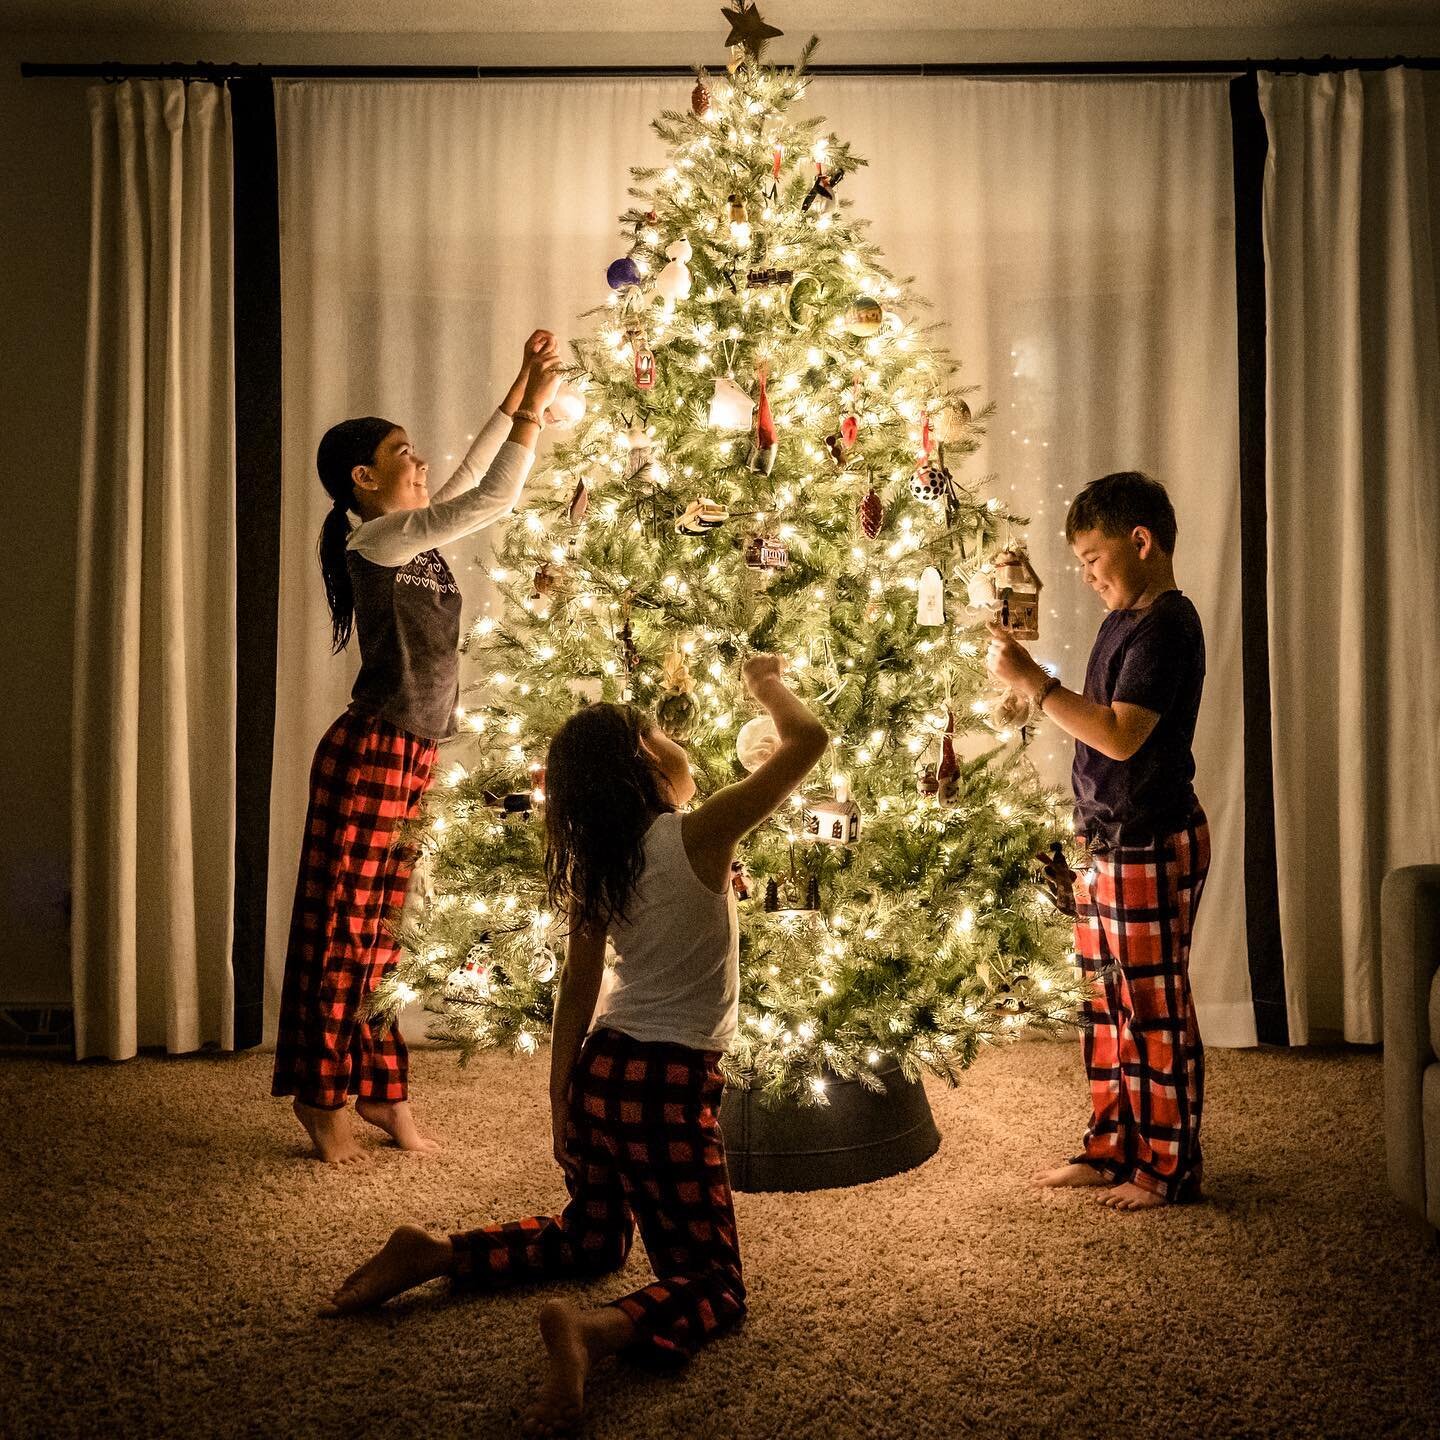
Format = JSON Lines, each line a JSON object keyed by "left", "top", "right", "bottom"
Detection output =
{"left": 3, "top": 1041, "right": 1438, "bottom": 1439}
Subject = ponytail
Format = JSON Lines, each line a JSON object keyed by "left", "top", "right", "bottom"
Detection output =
{"left": 314, "top": 415, "right": 400, "bottom": 653}
{"left": 317, "top": 505, "right": 356, "bottom": 653}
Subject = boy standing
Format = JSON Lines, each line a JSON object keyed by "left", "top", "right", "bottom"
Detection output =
{"left": 987, "top": 471, "right": 1209, "bottom": 1211}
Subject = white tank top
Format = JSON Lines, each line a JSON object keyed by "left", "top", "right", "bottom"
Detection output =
{"left": 590, "top": 811, "right": 740, "bottom": 1054}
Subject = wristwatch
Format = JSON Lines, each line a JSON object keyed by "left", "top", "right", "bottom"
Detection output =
{"left": 1034, "top": 674, "right": 1062, "bottom": 710}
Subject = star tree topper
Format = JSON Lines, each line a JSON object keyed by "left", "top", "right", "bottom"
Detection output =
{"left": 721, "top": 2, "right": 784, "bottom": 60}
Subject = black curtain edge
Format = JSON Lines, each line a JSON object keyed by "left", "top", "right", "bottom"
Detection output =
{"left": 1230, "top": 73, "right": 1290, "bottom": 1046}
{"left": 229, "top": 77, "right": 282, "bottom": 1052}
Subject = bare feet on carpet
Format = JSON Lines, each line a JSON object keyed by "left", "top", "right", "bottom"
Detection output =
{"left": 1098, "top": 1181, "right": 1170, "bottom": 1211}
{"left": 1031, "top": 1161, "right": 1110, "bottom": 1188}
{"left": 356, "top": 1098, "right": 441, "bottom": 1152}
{"left": 320, "top": 1224, "right": 454, "bottom": 1316}
{"left": 520, "top": 1300, "right": 636, "bottom": 1437}
{"left": 293, "top": 1099, "right": 365, "bottom": 1164}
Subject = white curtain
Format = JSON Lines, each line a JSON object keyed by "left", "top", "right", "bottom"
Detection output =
{"left": 1261, "top": 68, "right": 1440, "bottom": 1044}
{"left": 271, "top": 75, "right": 1254, "bottom": 1045}
{"left": 73, "top": 80, "right": 237, "bottom": 1059}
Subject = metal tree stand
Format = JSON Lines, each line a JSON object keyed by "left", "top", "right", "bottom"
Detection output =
{"left": 720, "top": 1060, "right": 941, "bottom": 1193}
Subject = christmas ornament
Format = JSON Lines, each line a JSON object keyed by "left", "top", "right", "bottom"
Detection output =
{"left": 744, "top": 534, "right": 790, "bottom": 571}
{"left": 802, "top": 168, "right": 844, "bottom": 216}
{"left": 765, "top": 873, "right": 822, "bottom": 916}
{"left": 725, "top": 193, "right": 752, "bottom": 249}
{"left": 1037, "top": 840, "right": 1078, "bottom": 918}
{"left": 802, "top": 774, "right": 862, "bottom": 846}
{"left": 844, "top": 297, "right": 883, "bottom": 338}
{"left": 567, "top": 477, "right": 590, "bottom": 524}
{"left": 708, "top": 375, "right": 754, "bottom": 430}
{"left": 916, "top": 762, "right": 939, "bottom": 798}
{"left": 858, "top": 486, "right": 884, "bottom": 539}
{"left": 785, "top": 273, "right": 822, "bottom": 330}
{"left": 736, "top": 714, "right": 781, "bottom": 771}
{"left": 917, "top": 566, "right": 945, "bottom": 626}
{"left": 730, "top": 859, "right": 752, "bottom": 900}
{"left": 748, "top": 370, "right": 777, "bottom": 474}
{"left": 530, "top": 946, "right": 559, "bottom": 984}
{"left": 532, "top": 563, "right": 557, "bottom": 600}
{"left": 910, "top": 416, "right": 952, "bottom": 503}
{"left": 655, "top": 237, "right": 694, "bottom": 310}
{"left": 910, "top": 463, "right": 950, "bottom": 503}
{"left": 691, "top": 79, "right": 711, "bottom": 116}
{"left": 934, "top": 397, "right": 973, "bottom": 444}
{"left": 445, "top": 956, "right": 491, "bottom": 1004}
{"left": 840, "top": 413, "right": 859, "bottom": 448}
{"left": 994, "top": 547, "right": 1043, "bottom": 640}
{"left": 675, "top": 497, "right": 729, "bottom": 534}
{"left": 721, "top": 2, "right": 784, "bottom": 61}
{"left": 824, "top": 433, "right": 850, "bottom": 467}
{"left": 746, "top": 267, "right": 794, "bottom": 289}
{"left": 631, "top": 329, "right": 656, "bottom": 389}
{"left": 937, "top": 711, "right": 959, "bottom": 805}
{"left": 656, "top": 651, "right": 697, "bottom": 740}
{"left": 621, "top": 422, "right": 652, "bottom": 476}
{"left": 487, "top": 789, "right": 537, "bottom": 821}
{"left": 986, "top": 687, "right": 1032, "bottom": 731}
{"left": 966, "top": 570, "right": 998, "bottom": 611}
{"left": 606, "top": 256, "right": 641, "bottom": 290}
{"left": 545, "top": 383, "right": 586, "bottom": 429}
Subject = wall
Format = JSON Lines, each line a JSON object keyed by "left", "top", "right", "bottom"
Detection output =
{"left": 3, "top": 18, "right": 1439, "bottom": 1005}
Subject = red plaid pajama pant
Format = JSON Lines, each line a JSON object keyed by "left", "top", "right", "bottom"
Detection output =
{"left": 271, "top": 708, "right": 436, "bottom": 1110}
{"left": 1071, "top": 810, "right": 1210, "bottom": 1202}
{"left": 449, "top": 1026, "right": 746, "bottom": 1368}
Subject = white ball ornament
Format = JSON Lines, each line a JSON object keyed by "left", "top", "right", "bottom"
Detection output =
{"left": 736, "top": 715, "right": 781, "bottom": 772}
{"left": 545, "top": 383, "right": 586, "bottom": 428}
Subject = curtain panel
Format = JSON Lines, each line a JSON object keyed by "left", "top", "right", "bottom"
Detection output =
{"left": 73, "top": 80, "right": 237, "bottom": 1059}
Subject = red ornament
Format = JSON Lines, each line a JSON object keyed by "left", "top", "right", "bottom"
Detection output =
{"left": 859, "top": 486, "right": 883, "bottom": 539}
{"left": 634, "top": 344, "right": 656, "bottom": 389}
{"left": 840, "top": 414, "right": 859, "bottom": 448}
{"left": 937, "top": 711, "right": 959, "bottom": 805}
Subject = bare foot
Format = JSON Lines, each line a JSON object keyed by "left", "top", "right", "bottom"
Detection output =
{"left": 293, "top": 1099, "right": 364, "bottom": 1164}
{"left": 320, "top": 1224, "right": 454, "bottom": 1316}
{"left": 1031, "top": 1161, "right": 1111, "bottom": 1188}
{"left": 1098, "top": 1181, "right": 1168, "bottom": 1211}
{"left": 521, "top": 1301, "right": 636, "bottom": 1437}
{"left": 356, "top": 1098, "right": 441, "bottom": 1153}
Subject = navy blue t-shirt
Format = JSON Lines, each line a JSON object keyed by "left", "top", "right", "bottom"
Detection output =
{"left": 1071, "top": 589, "right": 1205, "bottom": 845}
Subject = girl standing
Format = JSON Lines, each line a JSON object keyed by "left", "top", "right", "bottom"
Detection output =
{"left": 272, "top": 330, "right": 564, "bottom": 1164}
{"left": 321, "top": 656, "right": 827, "bottom": 1436}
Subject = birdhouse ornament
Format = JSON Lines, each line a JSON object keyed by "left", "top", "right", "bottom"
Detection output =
{"left": 994, "top": 546, "right": 1043, "bottom": 640}
{"left": 802, "top": 774, "right": 862, "bottom": 846}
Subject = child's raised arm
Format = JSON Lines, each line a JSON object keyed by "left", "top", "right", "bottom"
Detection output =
{"left": 682, "top": 655, "right": 828, "bottom": 891}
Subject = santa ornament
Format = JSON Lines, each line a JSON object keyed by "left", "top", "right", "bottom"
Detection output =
{"left": 748, "top": 369, "right": 777, "bottom": 474}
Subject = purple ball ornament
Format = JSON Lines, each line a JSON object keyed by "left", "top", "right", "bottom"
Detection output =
{"left": 606, "top": 256, "right": 642, "bottom": 290}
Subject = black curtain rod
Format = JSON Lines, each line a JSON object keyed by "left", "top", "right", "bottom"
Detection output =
{"left": 19, "top": 55, "right": 1440, "bottom": 81}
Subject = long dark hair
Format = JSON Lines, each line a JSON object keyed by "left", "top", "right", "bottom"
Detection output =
{"left": 315, "top": 416, "right": 399, "bottom": 652}
{"left": 544, "top": 703, "right": 677, "bottom": 932}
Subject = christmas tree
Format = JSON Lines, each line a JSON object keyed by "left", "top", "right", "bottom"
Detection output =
{"left": 371, "top": 20, "right": 1083, "bottom": 1104}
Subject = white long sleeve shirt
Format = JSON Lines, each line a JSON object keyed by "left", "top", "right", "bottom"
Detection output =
{"left": 344, "top": 409, "right": 533, "bottom": 740}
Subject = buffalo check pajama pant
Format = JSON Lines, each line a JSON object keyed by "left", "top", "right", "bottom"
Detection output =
{"left": 271, "top": 708, "right": 436, "bottom": 1110}
{"left": 449, "top": 1026, "right": 746, "bottom": 1368}
{"left": 1071, "top": 810, "right": 1211, "bottom": 1202}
